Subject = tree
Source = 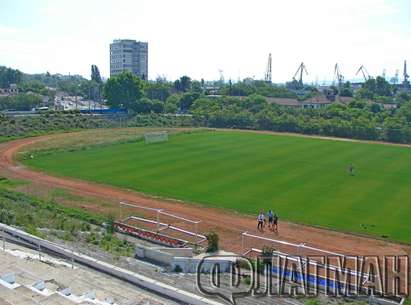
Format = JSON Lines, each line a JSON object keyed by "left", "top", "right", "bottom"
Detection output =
{"left": 339, "top": 81, "right": 353, "bottom": 97}
{"left": 91, "top": 65, "right": 102, "bottom": 84}
{"left": 205, "top": 232, "right": 219, "bottom": 253}
{"left": 191, "top": 80, "right": 203, "bottom": 93}
{"left": 133, "top": 97, "right": 153, "bottom": 113}
{"left": 174, "top": 76, "right": 191, "bottom": 92}
{"left": 0, "top": 66, "right": 22, "bottom": 88}
{"left": 179, "top": 92, "right": 200, "bottom": 112}
{"left": 103, "top": 71, "right": 144, "bottom": 110}
{"left": 357, "top": 77, "right": 393, "bottom": 100}
{"left": 375, "top": 76, "right": 393, "bottom": 97}
{"left": 145, "top": 81, "right": 171, "bottom": 101}
{"left": 90, "top": 65, "right": 103, "bottom": 102}
{"left": 164, "top": 94, "right": 180, "bottom": 113}
{"left": 396, "top": 92, "right": 411, "bottom": 104}
{"left": 244, "top": 94, "right": 267, "bottom": 113}
{"left": 0, "top": 93, "right": 43, "bottom": 111}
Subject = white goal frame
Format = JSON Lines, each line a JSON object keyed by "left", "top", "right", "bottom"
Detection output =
{"left": 144, "top": 131, "right": 169, "bottom": 144}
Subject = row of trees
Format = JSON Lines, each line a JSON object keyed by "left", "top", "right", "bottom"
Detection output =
{"left": 103, "top": 71, "right": 410, "bottom": 118}
{"left": 0, "top": 66, "right": 22, "bottom": 88}
{"left": 188, "top": 95, "right": 411, "bottom": 143}
{"left": 0, "top": 93, "right": 43, "bottom": 111}
{"left": 101, "top": 69, "right": 411, "bottom": 143}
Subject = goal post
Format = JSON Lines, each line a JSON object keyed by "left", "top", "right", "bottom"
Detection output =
{"left": 144, "top": 131, "right": 169, "bottom": 144}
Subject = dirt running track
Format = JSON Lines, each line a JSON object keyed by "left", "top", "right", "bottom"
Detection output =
{"left": 1, "top": 133, "right": 410, "bottom": 258}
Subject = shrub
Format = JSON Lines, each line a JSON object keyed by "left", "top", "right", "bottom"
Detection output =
{"left": 206, "top": 231, "right": 219, "bottom": 253}
{"left": 174, "top": 264, "right": 183, "bottom": 273}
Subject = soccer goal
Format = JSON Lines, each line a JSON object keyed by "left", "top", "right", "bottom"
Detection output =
{"left": 144, "top": 131, "right": 169, "bottom": 144}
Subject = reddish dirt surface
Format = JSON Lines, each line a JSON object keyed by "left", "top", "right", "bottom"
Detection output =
{"left": 1, "top": 133, "right": 410, "bottom": 259}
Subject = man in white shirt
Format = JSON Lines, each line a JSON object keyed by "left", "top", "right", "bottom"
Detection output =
{"left": 257, "top": 211, "right": 265, "bottom": 231}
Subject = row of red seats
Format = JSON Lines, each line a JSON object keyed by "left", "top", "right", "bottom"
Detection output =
{"left": 114, "top": 222, "right": 186, "bottom": 248}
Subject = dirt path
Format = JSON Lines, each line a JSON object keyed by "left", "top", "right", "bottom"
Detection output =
{"left": 0, "top": 133, "right": 410, "bottom": 257}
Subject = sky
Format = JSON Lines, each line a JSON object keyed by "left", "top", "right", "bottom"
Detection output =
{"left": 0, "top": 0, "right": 410, "bottom": 83}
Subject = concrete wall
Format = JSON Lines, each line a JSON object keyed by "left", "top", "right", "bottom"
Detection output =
{"left": 171, "top": 257, "right": 231, "bottom": 274}
{"left": 151, "top": 247, "right": 193, "bottom": 257}
{"left": 136, "top": 245, "right": 174, "bottom": 265}
{"left": 135, "top": 245, "right": 232, "bottom": 274}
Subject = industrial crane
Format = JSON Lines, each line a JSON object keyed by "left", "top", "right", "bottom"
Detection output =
{"left": 404, "top": 60, "right": 409, "bottom": 85}
{"left": 264, "top": 53, "right": 272, "bottom": 83}
{"left": 218, "top": 69, "right": 224, "bottom": 84}
{"left": 333, "top": 63, "right": 344, "bottom": 87}
{"left": 356, "top": 65, "right": 371, "bottom": 82}
{"left": 293, "top": 62, "right": 308, "bottom": 85}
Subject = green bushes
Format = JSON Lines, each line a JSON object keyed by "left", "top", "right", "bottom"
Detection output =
{"left": 190, "top": 97, "right": 411, "bottom": 144}
{"left": 0, "top": 188, "right": 102, "bottom": 231}
{"left": 206, "top": 232, "right": 219, "bottom": 253}
{"left": 174, "top": 264, "right": 183, "bottom": 273}
{"left": 0, "top": 187, "right": 133, "bottom": 257}
{"left": 2, "top": 98, "right": 411, "bottom": 145}
{"left": 0, "top": 113, "right": 117, "bottom": 138}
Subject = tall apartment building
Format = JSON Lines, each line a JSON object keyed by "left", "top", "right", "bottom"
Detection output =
{"left": 110, "top": 39, "right": 148, "bottom": 79}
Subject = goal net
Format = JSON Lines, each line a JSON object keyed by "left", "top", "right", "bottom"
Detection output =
{"left": 144, "top": 131, "right": 169, "bottom": 144}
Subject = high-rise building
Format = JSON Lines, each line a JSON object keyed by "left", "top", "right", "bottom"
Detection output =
{"left": 110, "top": 39, "right": 148, "bottom": 79}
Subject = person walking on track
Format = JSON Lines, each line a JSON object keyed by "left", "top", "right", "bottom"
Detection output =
{"left": 273, "top": 213, "right": 278, "bottom": 232}
{"left": 257, "top": 211, "right": 265, "bottom": 231}
{"left": 267, "top": 210, "right": 274, "bottom": 230}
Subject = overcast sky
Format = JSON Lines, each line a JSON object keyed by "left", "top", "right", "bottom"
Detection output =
{"left": 1, "top": 0, "right": 410, "bottom": 83}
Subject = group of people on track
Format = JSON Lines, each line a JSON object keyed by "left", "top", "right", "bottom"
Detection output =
{"left": 257, "top": 209, "right": 278, "bottom": 232}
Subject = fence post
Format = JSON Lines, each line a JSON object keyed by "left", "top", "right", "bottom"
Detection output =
{"left": 38, "top": 243, "right": 41, "bottom": 261}
{"left": 2, "top": 226, "right": 5, "bottom": 251}
{"left": 156, "top": 210, "right": 160, "bottom": 233}
{"left": 242, "top": 232, "right": 246, "bottom": 253}
{"left": 194, "top": 222, "right": 198, "bottom": 245}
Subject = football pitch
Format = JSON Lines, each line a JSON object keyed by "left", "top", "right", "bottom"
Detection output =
{"left": 23, "top": 129, "right": 411, "bottom": 244}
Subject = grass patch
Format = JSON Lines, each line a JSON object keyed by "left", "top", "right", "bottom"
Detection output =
{"left": 50, "top": 188, "right": 86, "bottom": 202}
{"left": 0, "top": 176, "right": 27, "bottom": 188}
{"left": 22, "top": 130, "right": 411, "bottom": 244}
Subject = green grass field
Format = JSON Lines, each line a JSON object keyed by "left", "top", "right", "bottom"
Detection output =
{"left": 23, "top": 130, "right": 411, "bottom": 244}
